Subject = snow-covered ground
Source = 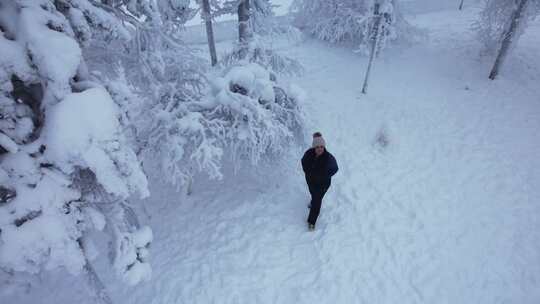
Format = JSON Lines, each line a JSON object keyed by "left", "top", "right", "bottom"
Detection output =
{"left": 5, "top": 6, "right": 540, "bottom": 304}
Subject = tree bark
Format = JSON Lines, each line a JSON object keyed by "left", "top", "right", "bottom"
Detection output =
{"left": 362, "top": 4, "right": 382, "bottom": 94}
{"left": 201, "top": 0, "right": 218, "bottom": 66}
{"left": 489, "top": 0, "right": 529, "bottom": 80}
{"left": 238, "top": 0, "right": 251, "bottom": 59}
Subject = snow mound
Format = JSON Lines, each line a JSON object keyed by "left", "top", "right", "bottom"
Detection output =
{"left": 113, "top": 226, "right": 153, "bottom": 285}
{"left": 223, "top": 63, "right": 276, "bottom": 104}
{"left": 0, "top": 164, "right": 85, "bottom": 275}
{"left": 210, "top": 63, "right": 305, "bottom": 164}
{"left": 18, "top": 2, "right": 82, "bottom": 101}
{"left": 44, "top": 87, "right": 149, "bottom": 199}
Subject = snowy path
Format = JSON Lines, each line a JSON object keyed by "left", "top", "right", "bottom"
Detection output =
{"left": 284, "top": 9, "right": 540, "bottom": 303}
{"left": 7, "top": 7, "right": 540, "bottom": 304}
{"left": 106, "top": 8, "right": 540, "bottom": 304}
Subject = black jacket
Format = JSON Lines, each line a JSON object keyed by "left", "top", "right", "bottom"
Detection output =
{"left": 301, "top": 148, "right": 338, "bottom": 186}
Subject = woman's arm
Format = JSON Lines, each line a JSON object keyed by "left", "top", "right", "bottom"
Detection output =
{"left": 328, "top": 154, "right": 338, "bottom": 177}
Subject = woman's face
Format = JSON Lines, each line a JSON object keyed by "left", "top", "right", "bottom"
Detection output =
{"left": 314, "top": 145, "right": 325, "bottom": 156}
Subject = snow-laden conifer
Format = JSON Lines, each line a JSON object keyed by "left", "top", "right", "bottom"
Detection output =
{"left": 291, "top": 0, "right": 415, "bottom": 54}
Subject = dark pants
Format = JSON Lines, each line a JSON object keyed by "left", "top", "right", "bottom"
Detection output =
{"left": 307, "top": 182, "right": 330, "bottom": 225}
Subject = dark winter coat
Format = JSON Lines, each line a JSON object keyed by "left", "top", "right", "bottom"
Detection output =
{"left": 301, "top": 148, "right": 338, "bottom": 186}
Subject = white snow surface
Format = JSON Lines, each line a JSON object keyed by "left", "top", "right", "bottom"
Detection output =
{"left": 18, "top": 1, "right": 82, "bottom": 102}
{"left": 225, "top": 63, "right": 276, "bottom": 103}
{"left": 112, "top": 225, "right": 153, "bottom": 286}
{"left": 0, "top": 162, "right": 85, "bottom": 275}
{"left": 0, "top": 132, "right": 18, "bottom": 153}
{"left": 4, "top": 6, "right": 540, "bottom": 304}
{"left": 131, "top": 226, "right": 153, "bottom": 248}
{"left": 44, "top": 87, "right": 149, "bottom": 199}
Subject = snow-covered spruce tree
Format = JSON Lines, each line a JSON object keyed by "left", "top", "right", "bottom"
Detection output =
{"left": 67, "top": 0, "right": 221, "bottom": 190}
{"left": 248, "top": 0, "right": 300, "bottom": 39}
{"left": 98, "top": 4, "right": 220, "bottom": 189}
{"left": 66, "top": 0, "right": 222, "bottom": 290}
{"left": 210, "top": 0, "right": 303, "bottom": 76}
{"left": 139, "top": 59, "right": 306, "bottom": 188}
{"left": 291, "top": 0, "right": 414, "bottom": 54}
{"left": 89, "top": 1, "right": 304, "bottom": 190}
{"left": 475, "top": 0, "right": 540, "bottom": 78}
{"left": 206, "top": 62, "right": 305, "bottom": 167}
{"left": 0, "top": 0, "right": 172, "bottom": 296}
{"left": 206, "top": 0, "right": 271, "bottom": 33}
{"left": 476, "top": 0, "right": 540, "bottom": 56}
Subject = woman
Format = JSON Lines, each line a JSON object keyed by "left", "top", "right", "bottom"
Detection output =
{"left": 301, "top": 132, "right": 338, "bottom": 231}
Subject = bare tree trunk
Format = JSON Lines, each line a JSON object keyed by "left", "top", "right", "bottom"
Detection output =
{"left": 489, "top": 0, "right": 529, "bottom": 80}
{"left": 238, "top": 0, "right": 251, "bottom": 59}
{"left": 362, "top": 4, "right": 382, "bottom": 94}
{"left": 201, "top": 0, "right": 218, "bottom": 66}
{"left": 459, "top": 0, "right": 465, "bottom": 10}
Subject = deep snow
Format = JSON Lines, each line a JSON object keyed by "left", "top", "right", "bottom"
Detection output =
{"left": 4, "top": 5, "right": 540, "bottom": 304}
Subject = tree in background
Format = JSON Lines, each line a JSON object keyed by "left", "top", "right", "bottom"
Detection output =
{"left": 199, "top": 0, "right": 254, "bottom": 56}
{"left": 291, "top": 0, "right": 415, "bottom": 54}
{"left": 203, "top": 0, "right": 303, "bottom": 76}
{"left": 291, "top": 0, "right": 414, "bottom": 93}
{"left": 200, "top": 0, "right": 219, "bottom": 65}
{"left": 475, "top": 0, "right": 540, "bottom": 79}
{"left": 361, "top": 2, "right": 387, "bottom": 94}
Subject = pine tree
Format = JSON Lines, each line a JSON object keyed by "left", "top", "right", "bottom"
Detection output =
{"left": 0, "top": 0, "right": 198, "bottom": 295}
{"left": 291, "top": 0, "right": 414, "bottom": 54}
{"left": 476, "top": 0, "right": 540, "bottom": 68}
{"left": 476, "top": 0, "right": 540, "bottom": 80}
